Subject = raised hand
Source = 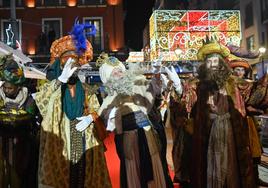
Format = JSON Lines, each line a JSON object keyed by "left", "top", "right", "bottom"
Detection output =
{"left": 160, "top": 73, "right": 169, "bottom": 89}
{"left": 58, "top": 58, "right": 77, "bottom": 83}
{"left": 165, "top": 66, "right": 182, "bottom": 94}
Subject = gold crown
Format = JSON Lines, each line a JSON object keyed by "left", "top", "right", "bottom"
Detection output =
{"left": 197, "top": 35, "right": 230, "bottom": 61}
{"left": 96, "top": 52, "right": 122, "bottom": 67}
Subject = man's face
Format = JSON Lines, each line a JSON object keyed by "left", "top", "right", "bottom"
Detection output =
{"left": 111, "top": 68, "right": 125, "bottom": 79}
{"left": 206, "top": 56, "right": 220, "bottom": 70}
{"left": 233, "top": 66, "right": 246, "bottom": 78}
{"left": 3, "top": 82, "right": 20, "bottom": 98}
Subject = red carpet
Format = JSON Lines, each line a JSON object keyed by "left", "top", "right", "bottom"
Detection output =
{"left": 104, "top": 133, "right": 120, "bottom": 188}
{"left": 104, "top": 133, "right": 179, "bottom": 188}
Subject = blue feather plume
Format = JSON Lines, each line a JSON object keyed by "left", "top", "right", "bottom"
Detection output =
{"left": 69, "top": 18, "right": 96, "bottom": 55}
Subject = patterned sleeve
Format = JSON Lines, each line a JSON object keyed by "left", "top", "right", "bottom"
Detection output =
{"left": 247, "top": 74, "right": 268, "bottom": 109}
{"left": 235, "top": 77, "right": 254, "bottom": 104}
{"left": 180, "top": 79, "right": 198, "bottom": 114}
{"left": 35, "top": 80, "right": 61, "bottom": 117}
{"left": 87, "top": 93, "right": 101, "bottom": 113}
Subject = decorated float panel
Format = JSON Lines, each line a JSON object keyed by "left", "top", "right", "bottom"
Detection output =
{"left": 149, "top": 10, "right": 241, "bottom": 61}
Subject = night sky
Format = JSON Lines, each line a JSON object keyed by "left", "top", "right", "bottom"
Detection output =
{"left": 123, "top": 0, "right": 189, "bottom": 51}
{"left": 123, "top": 0, "right": 155, "bottom": 51}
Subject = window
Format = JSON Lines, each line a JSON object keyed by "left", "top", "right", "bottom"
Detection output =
{"left": 78, "top": 0, "right": 105, "bottom": 5}
{"left": 42, "top": 18, "right": 62, "bottom": 48}
{"left": 36, "top": 0, "right": 64, "bottom": 6}
{"left": 0, "top": 0, "right": 22, "bottom": 7}
{"left": 261, "top": 0, "right": 268, "bottom": 22}
{"left": 246, "top": 35, "right": 254, "bottom": 51}
{"left": 245, "top": 2, "right": 253, "bottom": 28}
{"left": 1, "top": 19, "right": 22, "bottom": 47}
{"left": 83, "top": 17, "right": 104, "bottom": 53}
{"left": 44, "top": 0, "right": 59, "bottom": 6}
{"left": 1, "top": 0, "right": 22, "bottom": 7}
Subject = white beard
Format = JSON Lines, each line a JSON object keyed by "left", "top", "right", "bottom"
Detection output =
{"left": 104, "top": 71, "right": 136, "bottom": 96}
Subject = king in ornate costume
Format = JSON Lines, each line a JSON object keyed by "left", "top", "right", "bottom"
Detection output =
{"left": 35, "top": 21, "right": 111, "bottom": 188}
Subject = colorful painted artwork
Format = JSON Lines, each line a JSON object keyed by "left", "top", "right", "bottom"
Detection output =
{"left": 149, "top": 10, "right": 241, "bottom": 61}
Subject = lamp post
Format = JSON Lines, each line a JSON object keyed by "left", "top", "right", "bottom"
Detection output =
{"left": 259, "top": 47, "right": 267, "bottom": 76}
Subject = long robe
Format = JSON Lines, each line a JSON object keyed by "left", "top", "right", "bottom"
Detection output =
{"left": 99, "top": 75, "right": 167, "bottom": 188}
{"left": 35, "top": 80, "right": 111, "bottom": 188}
{"left": 0, "top": 87, "right": 39, "bottom": 188}
{"left": 169, "top": 78, "right": 197, "bottom": 183}
{"left": 190, "top": 75, "right": 255, "bottom": 188}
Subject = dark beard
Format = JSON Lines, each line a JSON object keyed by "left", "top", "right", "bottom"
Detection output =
{"left": 197, "top": 62, "right": 231, "bottom": 90}
{"left": 67, "top": 75, "right": 78, "bottom": 85}
{"left": 5, "top": 88, "right": 20, "bottom": 99}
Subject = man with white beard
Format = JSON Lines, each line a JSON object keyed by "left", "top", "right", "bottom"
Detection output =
{"left": 97, "top": 53, "right": 175, "bottom": 188}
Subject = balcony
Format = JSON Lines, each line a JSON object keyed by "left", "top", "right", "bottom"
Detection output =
{"left": 78, "top": 0, "right": 106, "bottom": 6}
{"left": 36, "top": 0, "right": 66, "bottom": 7}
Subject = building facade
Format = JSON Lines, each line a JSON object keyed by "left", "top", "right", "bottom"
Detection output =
{"left": 226, "top": 0, "right": 268, "bottom": 77}
{"left": 0, "top": 0, "right": 125, "bottom": 61}
{"left": 191, "top": 0, "right": 268, "bottom": 69}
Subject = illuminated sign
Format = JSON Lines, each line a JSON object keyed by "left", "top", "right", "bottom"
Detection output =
{"left": 126, "top": 52, "right": 144, "bottom": 62}
{"left": 149, "top": 10, "right": 241, "bottom": 61}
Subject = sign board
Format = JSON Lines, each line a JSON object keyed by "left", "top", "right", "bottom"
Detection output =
{"left": 126, "top": 52, "right": 144, "bottom": 62}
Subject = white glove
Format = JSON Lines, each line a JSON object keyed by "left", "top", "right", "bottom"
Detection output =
{"left": 75, "top": 114, "right": 93, "bottom": 132}
{"left": 58, "top": 58, "right": 77, "bottom": 83}
{"left": 107, "top": 107, "right": 117, "bottom": 131}
{"left": 160, "top": 74, "right": 169, "bottom": 89}
{"left": 165, "top": 66, "right": 182, "bottom": 94}
{"left": 31, "top": 93, "right": 36, "bottom": 100}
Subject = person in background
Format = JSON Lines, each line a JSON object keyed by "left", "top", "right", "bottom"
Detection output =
{"left": 163, "top": 72, "right": 197, "bottom": 188}
{"left": 47, "top": 27, "right": 56, "bottom": 48}
{"left": 38, "top": 31, "right": 47, "bottom": 54}
{"left": 0, "top": 54, "right": 39, "bottom": 188}
{"left": 229, "top": 56, "right": 268, "bottom": 187}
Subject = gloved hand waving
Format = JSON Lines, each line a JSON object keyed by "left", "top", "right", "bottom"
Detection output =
{"left": 160, "top": 73, "right": 169, "bottom": 90}
{"left": 58, "top": 58, "right": 77, "bottom": 83}
{"left": 164, "top": 66, "right": 182, "bottom": 94}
